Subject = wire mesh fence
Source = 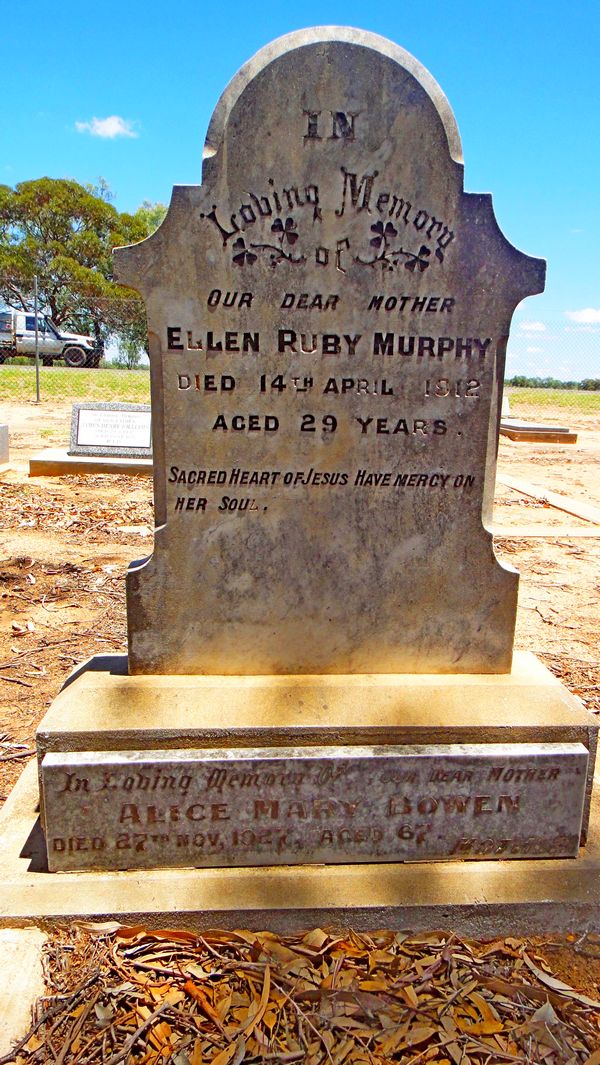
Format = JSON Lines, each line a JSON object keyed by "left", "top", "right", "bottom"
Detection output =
{"left": 0, "top": 301, "right": 598, "bottom": 413}
{"left": 506, "top": 315, "right": 600, "bottom": 413}
{"left": 0, "top": 364, "right": 151, "bottom": 404}
{"left": 0, "top": 286, "right": 150, "bottom": 404}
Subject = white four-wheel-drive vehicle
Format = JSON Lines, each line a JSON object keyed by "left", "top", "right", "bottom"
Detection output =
{"left": 0, "top": 310, "right": 100, "bottom": 367}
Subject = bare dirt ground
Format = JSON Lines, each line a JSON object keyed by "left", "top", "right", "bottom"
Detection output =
{"left": 0, "top": 399, "right": 599, "bottom": 1034}
{"left": 0, "top": 399, "right": 598, "bottom": 806}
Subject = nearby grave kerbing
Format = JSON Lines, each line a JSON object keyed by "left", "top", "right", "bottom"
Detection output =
{"left": 0, "top": 424, "right": 9, "bottom": 468}
{"left": 500, "top": 419, "right": 577, "bottom": 443}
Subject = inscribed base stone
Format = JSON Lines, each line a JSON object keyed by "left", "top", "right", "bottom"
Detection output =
{"left": 114, "top": 28, "right": 545, "bottom": 676}
{"left": 41, "top": 743, "right": 587, "bottom": 871}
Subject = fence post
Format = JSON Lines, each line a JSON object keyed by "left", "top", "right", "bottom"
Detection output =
{"left": 34, "top": 275, "right": 40, "bottom": 403}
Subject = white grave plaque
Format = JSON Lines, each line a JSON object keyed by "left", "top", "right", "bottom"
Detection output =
{"left": 69, "top": 403, "right": 152, "bottom": 457}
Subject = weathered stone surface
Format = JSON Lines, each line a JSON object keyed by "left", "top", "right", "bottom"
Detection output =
{"left": 114, "top": 28, "right": 545, "bottom": 676}
{"left": 0, "top": 424, "right": 8, "bottom": 465}
{"left": 69, "top": 403, "right": 152, "bottom": 457}
{"left": 36, "top": 652, "right": 600, "bottom": 842}
{"left": 42, "top": 742, "right": 587, "bottom": 871}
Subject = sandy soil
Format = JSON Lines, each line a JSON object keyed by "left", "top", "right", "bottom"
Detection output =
{"left": 0, "top": 398, "right": 598, "bottom": 811}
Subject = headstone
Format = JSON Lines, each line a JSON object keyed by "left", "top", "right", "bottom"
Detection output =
{"left": 115, "top": 27, "right": 545, "bottom": 677}
{"left": 69, "top": 402, "right": 152, "bottom": 458}
{"left": 42, "top": 741, "right": 588, "bottom": 871}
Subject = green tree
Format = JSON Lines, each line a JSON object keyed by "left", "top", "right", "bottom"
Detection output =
{"left": 0, "top": 177, "right": 166, "bottom": 361}
{"left": 134, "top": 199, "right": 168, "bottom": 235}
{"left": 110, "top": 199, "right": 167, "bottom": 368}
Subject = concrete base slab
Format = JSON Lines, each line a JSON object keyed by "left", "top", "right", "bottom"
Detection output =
{"left": 500, "top": 426, "right": 578, "bottom": 443}
{"left": 492, "top": 526, "right": 600, "bottom": 538}
{"left": 29, "top": 448, "right": 152, "bottom": 477}
{"left": 0, "top": 926, "right": 46, "bottom": 1054}
{"left": 1, "top": 761, "right": 599, "bottom": 936}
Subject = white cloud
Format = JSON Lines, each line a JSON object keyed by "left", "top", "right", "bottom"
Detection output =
{"left": 565, "top": 307, "right": 600, "bottom": 324}
{"left": 526, "top": 346, "right": 543, "bottom": 353}
{"left": 75, "top": 115, "right": 138, "bottom": 139}
{"left": 518, "top": 320, "right": 546, "bottom": 332}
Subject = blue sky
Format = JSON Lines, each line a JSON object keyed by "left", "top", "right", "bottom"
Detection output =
{"left": 4, "top": 0, "right": 599, "bottom": 379}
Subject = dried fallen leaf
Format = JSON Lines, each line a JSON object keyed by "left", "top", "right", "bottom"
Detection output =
{"left": 399, "top": 983, "right": 420, "bottom": 1008}
{"left": 240, "top": 964, "right": 270, "bottom": 1036}
{"left": 211, "top": 1040, "right": 244, "bottom": 1065}
{"left": 190, "top": 1038, "right": 204, "bottom": 1065}
{"left": 302, "top": 928, "right": 329, "bottom": 951}
{"left": 183, "top": 978, "right": 225, "bottom": 1032}
{"left": 523, "top": 954, "right": 600, "bottom": 1007}
{"left": 406, "top": 1024, "right": 437, "bottom": 1046}
{"left": 532, "top": 999, "right": 561, "bottom": 1026}
{"left": 94, "top": 1001, "right": 114, "bottom": 1027}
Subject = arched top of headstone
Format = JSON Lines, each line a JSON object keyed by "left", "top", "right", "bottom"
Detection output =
{"left": 203, "top": 27, "right": 463, "bottom": 174}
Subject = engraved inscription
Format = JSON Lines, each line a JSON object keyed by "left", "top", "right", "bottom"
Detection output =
{"left": 163, "top": 319, "right": 490, "bottom": 491}
{"left": 304, "top": 110, "right": 359, "bottom": 141}
{"left": 42, "top": 743, "right": 587, "bottom": 871}
{"left": 201, "top": 168, "right": 455, "bottom": 274}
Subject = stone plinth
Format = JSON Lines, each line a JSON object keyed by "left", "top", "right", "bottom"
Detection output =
{"left": 36, "top": 652, "right": 599, "bottom": 850}
{"left": 42, "top": 742, "right": 588, "bottom": 871}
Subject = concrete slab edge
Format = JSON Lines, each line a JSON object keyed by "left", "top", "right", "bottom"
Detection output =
{"left": 29, "top": 449, "right": 153, "bottom": 478}
{"left": 2, "top": 764, "right": 599, "bottom": 937}
{"left": 498, "top": 476, "right": 600, "bottom": 525}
